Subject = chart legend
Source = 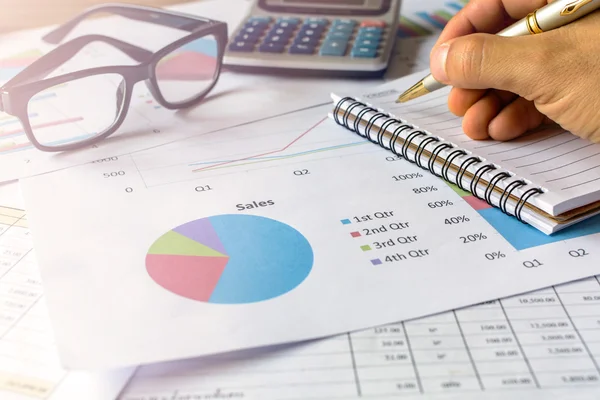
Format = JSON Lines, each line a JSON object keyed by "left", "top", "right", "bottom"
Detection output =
{"left": 146, "top": 215, "right": 313, "bottom": 304}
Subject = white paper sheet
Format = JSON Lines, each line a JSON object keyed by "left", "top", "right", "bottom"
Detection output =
{"left": 0, "top": 182, "right": 24, "bottom": 209}
{"left": 120, "top": 275, "right": 600, "bottom": 399}
{"left": 0, "top": 206, "right": 135, "bottom": 399}
{"left": 19, "top": 103, "right": 600, "bottom": 370}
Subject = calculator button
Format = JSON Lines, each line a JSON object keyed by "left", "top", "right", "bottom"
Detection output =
{"left": 266, "top": 28, "right": 294, "bottom": 39}
{"left": 325, "top": 31, "right": 352, "bottom": 40}
{"left": 305, "top": 17, "right": 329, "bottom": 25}
{"left": 301, "top": 22, "right": 326, "bottom": 32}
{"left": 244, "top": 21, "right": 269, "bottom": 30}
{"left": 248, "top": 16, "right": 272, "bottom": 23}
{"left": 241, "top": 26, "right": 267, "bottom": 36}
{"left": 274, "top": 21, "right": 298, "bottom": 30}
{"left": 329, "top": 24, "right": 355, "bottom": 34}
{"left": 228, "top": 41, "right": 255, "bottom": 52}
{"left": 332, "top": 19, "right": 357, "bottom": 27}
{"left": 298, "top": 24, "right": 326, "bottom": 35}
{"left": 234, "top": 33, "right": 261, "bottom": 43}
{"left": 353, "top": 38, "right": 380, "bottom": 49}
{"left": 293, "top": 35, "right": 320, "bottom": 46}
{"left": 358, "top": 26, "right": 383, "bottom": 34}
{"left": 360, "top": 20, "right": 387, "bottom": 28}
{"left": 289, "top": 44, "right": 315, "bottom": 54}
{"left": 262, "top": 35, "right": 291, "bottom": 45}
{"left": 297, "top": 28, "right": 324, "bottom": 39}
{"left": 356, "top": 31, "right": 382, "bottom": 40}
{"left": 277, "top": 17, "right": 300, "bottom": 25}
{"left": 258, "top": 43, "right": 285, "bottom": 53}
{"left": 319, "top": 40, "right": 347, "bottom": 56}
{"left": 351, "top": 46, "right": 378, "bottom": 58}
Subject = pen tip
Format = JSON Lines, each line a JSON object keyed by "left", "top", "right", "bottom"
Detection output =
{"left": 395, "top": 80, "right": 429, "bottom": 103}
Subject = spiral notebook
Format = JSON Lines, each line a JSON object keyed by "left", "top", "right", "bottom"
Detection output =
{"left": 328, "top": 70, "right": 600, "bottom": 235}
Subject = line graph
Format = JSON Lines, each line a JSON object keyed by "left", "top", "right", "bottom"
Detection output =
{"left": 191, "top": 117, "right": 327, "bottom": 173}
{"left": 131, "top": 105, "right": 379, "bottom": 187}
{"left": 189, "top": 141, "right": 367, "bottom": 171}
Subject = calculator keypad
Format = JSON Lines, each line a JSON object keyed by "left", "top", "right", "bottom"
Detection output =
{"left": 228, "top": 16, "right": 387, "bottom": 58}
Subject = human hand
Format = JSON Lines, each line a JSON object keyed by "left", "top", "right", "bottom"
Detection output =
{"left": 429, "top": 0, "right": 600, "bottom": 142}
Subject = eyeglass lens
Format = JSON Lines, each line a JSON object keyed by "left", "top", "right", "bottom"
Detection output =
{"left": 154, "top": 33, "right": 219, "bottom": 105}
{"left": 26, "top": 73, "right": 126, "bottom": 148}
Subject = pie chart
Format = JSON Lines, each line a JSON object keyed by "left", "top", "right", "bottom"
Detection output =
{"left": 145, "top": 214, "right": 313, "bottom": 304}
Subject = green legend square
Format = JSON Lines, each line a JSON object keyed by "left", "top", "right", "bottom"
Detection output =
{"left": 360, "top": 245, "right": 372, "bottom": 252}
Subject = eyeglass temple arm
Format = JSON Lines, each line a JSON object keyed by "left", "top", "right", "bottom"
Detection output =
{"left": 43, "top": 3, "right": 210, "bottom": 44}
{"left": 6, "top": 35, "right": 153, "bottom": 87}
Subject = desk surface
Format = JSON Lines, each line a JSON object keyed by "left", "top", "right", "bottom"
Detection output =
{"left": 0, "top": 0, "right": 195, "bottom": 32}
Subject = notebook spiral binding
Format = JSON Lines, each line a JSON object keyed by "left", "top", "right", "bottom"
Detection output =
{"left": 333, "top": 96, "right": 545, "bottom": 223}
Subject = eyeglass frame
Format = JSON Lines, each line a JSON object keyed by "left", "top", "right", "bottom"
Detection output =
{"left": 0, "top": 3, "right": 228, "bottom": 152}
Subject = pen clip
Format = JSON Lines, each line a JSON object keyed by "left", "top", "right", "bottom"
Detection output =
{"left": 560, "top": 0, "right": 592, "bottom": 15}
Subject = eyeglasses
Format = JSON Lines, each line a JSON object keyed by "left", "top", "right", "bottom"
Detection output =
{"left": 0, "top": 4, "right": 227, "bottom": 152}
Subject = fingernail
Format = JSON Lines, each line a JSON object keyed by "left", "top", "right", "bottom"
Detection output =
{"left": 430, "top": 43, "right": 450, "bottom": 83}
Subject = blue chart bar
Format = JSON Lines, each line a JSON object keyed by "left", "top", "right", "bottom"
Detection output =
{"left": 479, "top": 207, "right": 600, "bottom": 251}
{"left": 416, "top": 11, "right": 447, "bottom": 29}
{"left": 446, "top": 2, "right": 465, "bottom": 11}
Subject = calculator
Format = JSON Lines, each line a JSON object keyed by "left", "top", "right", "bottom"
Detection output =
{"left": 223, "top": 0, "right": 401, "bottom": 77}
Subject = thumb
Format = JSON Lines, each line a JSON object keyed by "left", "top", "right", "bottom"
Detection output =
{"left": 429, "top": 33, "right": 553, "bottom": 99}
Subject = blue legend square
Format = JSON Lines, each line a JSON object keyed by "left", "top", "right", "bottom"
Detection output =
{"left": 341, "top": 219, "right": 351, "bottom": 225}
{"left": 371, "top": 259, "right": 382, "bottom": 265}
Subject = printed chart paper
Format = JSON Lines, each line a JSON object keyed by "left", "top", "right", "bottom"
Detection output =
{"left": 0, "top": 206, "right": 135, "bottom": 400}
{"left": 20, "top": 104, "right": 600, "bottom": 369}
{"left": 0, "top": 0, "right": 376, "bottom": 183}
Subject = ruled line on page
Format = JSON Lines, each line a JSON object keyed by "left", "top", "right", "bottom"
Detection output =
{"left": 562, "top": 176, "right": 600, "bottom": 190}
{"left": 500, "top": 137, "right": 579, "bottom": 162}
{"left": 545, "top": 165, "right": 600, "bottom": 183}
{"left": 530, "top": 152, "right": 600, "bottom": 176}
{"left": 514, "top": 144, "right": 595, "bottom": 169}
{"left": 488, "top": 132, "right": 569, "bottom": 156}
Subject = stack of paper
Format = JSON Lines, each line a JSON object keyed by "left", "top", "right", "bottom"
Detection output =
{"left": 2, "top": 0, "right": 600, "bottom": 399}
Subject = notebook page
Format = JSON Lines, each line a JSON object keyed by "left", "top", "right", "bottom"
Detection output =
{"left": 120, "top": 275, "right": 600, "bottom": 400}
{"left": 0, "top": 206, "right": 134, "bottom": 400}
{"left": 349, "top": 72, "right": 600, "bottom": 216}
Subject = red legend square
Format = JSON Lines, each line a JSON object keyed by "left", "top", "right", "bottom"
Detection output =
{"left": 350, "top": 231, "right": 361, "bottom": 238}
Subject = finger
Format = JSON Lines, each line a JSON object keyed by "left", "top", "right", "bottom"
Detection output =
{"left": 435, "top": 0, "right": 549, "bottom": 46}
{"left": 448, "top": 88, "right": 486, "bottom": 116}
{"left": 462, "top": 91, "right": 508, "bottom": 140}
{"left": 448, "top": 88, "right": 515, "bottom": 116}
{"left": 488, "top": 97, "right": 546, "bottom": 141}
{"left": 430, "top": 32, "right": 553, "bottom": 98}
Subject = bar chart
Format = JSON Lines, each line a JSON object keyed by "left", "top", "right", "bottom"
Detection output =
{"left": 398, "top": 1, "right": 469, "bottom": 37}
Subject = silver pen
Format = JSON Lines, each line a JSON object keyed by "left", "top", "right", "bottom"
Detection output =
{"left": 396, "top": 0, "right": 600, "bottom": 103}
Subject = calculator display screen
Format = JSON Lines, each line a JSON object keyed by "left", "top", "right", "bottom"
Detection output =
{"left": 258, "top": 0, "right": 390, "bottom": 16}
